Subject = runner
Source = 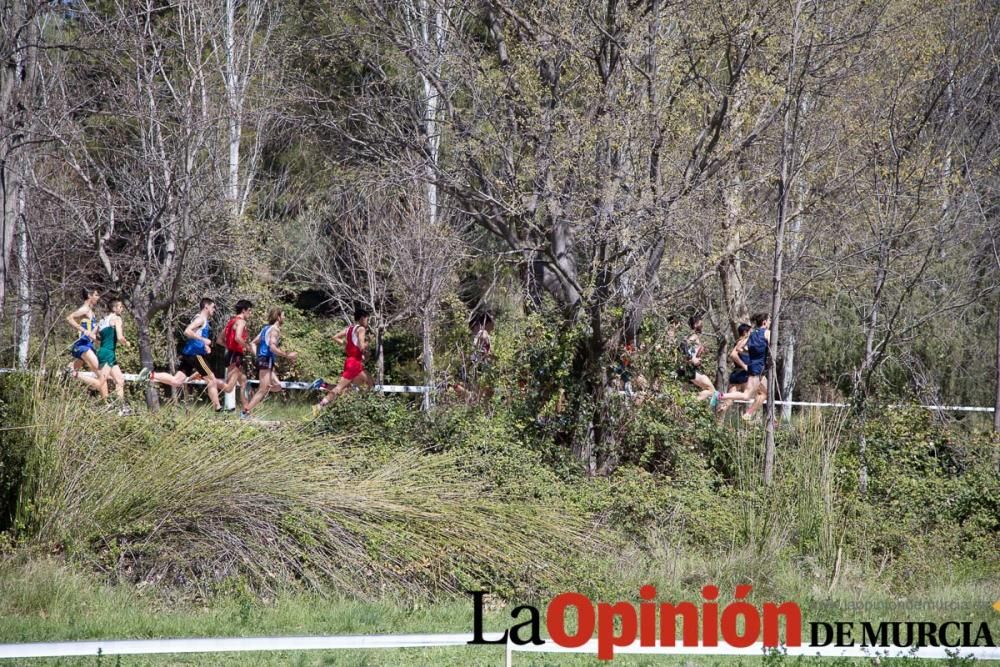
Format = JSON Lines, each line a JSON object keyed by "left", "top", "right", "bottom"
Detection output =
{"left": 314, "top": 307, "right": 373, "bottom": 412}
{"left": 676, "top": 314, "right": 717, "bottom": 404}
{"left": 243, "top": 308, "right": 297, "bottom": 418}
{"left": 147, "top": 298, "right": 226, "bottom": 411}
{"left": 65, "top": 287, "right": 109, "bottom": 399}
{"left": 451, "top": 313, "right": 493, "bottom": 402}
{"left": 95, "top": 297, "right": 148, "bottom": 410}
{"left": 715, "top": 323, "right": 751, "bottom": 416}
{"left": 716, "top": 312, "right": 771, "bottom": 420}
{"left": 218, "top": 299, "right": 253, "bottom": 411}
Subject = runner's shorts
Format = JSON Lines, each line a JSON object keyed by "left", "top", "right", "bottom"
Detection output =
{"left": 224, "top": 349, "right": 246, "bottom": 370}
{"left": 179, "top": 354, "right": 213, "bottom": 377}
{"left": 70, "top": 335, "right": 94, "bottom": 360}
{"left": 342, "top": 357, "right": 364, "bottom": 381}
{"left": 729, "top": 369, "right": 749, "bottom": 386}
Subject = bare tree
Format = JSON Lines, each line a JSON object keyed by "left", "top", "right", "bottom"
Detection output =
{"left": 0, "top": 0, "right": 46, "bottom": 336}
{"left": 290, "top": 183, "right": 410, "bottom": 385}
{"left": 37, "top": 0, "right": 228, "bottom": 406}
{"left": 389, "top": 191, "right": 462, "bottom": 409}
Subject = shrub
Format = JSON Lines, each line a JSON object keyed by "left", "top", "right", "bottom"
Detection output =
{"left": 0, "top": 372, "right": 35, "bottom": 533}
{"left": 16, "top": 385, "right": 603, "bottom": 600}
{"left": 852, "top": 407, "right": 1000, "bottom": 586}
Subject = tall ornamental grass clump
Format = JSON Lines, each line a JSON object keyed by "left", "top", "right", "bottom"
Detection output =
{"left": 15, "top": 383, "right": 600, "bottom": 599}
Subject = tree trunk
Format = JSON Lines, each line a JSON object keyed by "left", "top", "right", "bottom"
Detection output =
{"left": 136, "top": 309, "right": 160, "bottom": 410}
{"left": 421, "top": 311, "right": 434, "bottom": 411}
{"left": 376, "top": 325, "right": 385, "bottom": 386}
{"left": 0, "top": 167, "right": 16, "bottom": 327}
{"left": 764, "top": 243, "right": 784, "bottom": 486}
{"left": 718, "top": 175, "right": 750, "bottom": 337}
{"left": 165, "top": 305, "right": 180, "bottom": 401}
{"left": 1, "top": 0, "right": 40, "bottom": 332}
{"left": 715, "top": 335, "right": 730, "bottom": 392}
{"left": 15, "top": 187, "right": 29, "bottom": 368}
{"left": 781, "top": 329, "right": 796, "bottom": 422}
{"left": 765, "top": 0, "right": 807, "bottom": 486}
{"left": 582, "top": 302, "right": 607, "bottom": 476}
{"left": 764, "top": 159, "right": 790, "bottom": 485}
{"left": 225, "top": 0, "right": 241, "bottom": 218}
{"left": 994, "top": 293, "right": 999, "bottom": 433}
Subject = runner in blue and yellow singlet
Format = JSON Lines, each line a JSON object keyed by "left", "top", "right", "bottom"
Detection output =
{"left": 65, "top": 288, "right": 109, "bottom": 399}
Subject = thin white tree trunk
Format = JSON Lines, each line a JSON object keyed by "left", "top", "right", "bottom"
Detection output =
{"left": 417, "top": 1, "right": 446, "bottom": 410}
{"left": 421, "top": 311, "right": 434, "bottom": 410}
{"left": 224, "top": 6, "right": 239, "bottom": 424}
{"left": 781, "top": 330, "right": 795, "bottom": 422}
{"left": 16, "top": 187, "right": 30, "bottom": 368}
{"left": 376, "top": 327, "right": 385, "bottom": 386}
{"left": 0, "top": 171, "right": 15, "bottom": 327}
{"left": 764, "top": 0, "right": 805, "bottom": 486}
{"left": 225, "top": 0, "right": 241, "bottom": 217}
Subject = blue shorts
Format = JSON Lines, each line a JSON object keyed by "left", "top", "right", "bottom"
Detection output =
{"left": 70, "top": 336, "right": 94, "bottom": 360}
{"left": 729, "top": 369, "right": 749, "bottom": 386}
{"left": 257, "top": 355, "right": 276, "bottom": 371}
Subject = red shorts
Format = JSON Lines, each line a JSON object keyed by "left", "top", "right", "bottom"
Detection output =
{"left": 342, "top": 357, "right": 364, "bottom": 381}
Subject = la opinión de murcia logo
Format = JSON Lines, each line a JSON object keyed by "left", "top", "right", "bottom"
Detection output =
{"left": 467, "top": 586, "right": 999, "bottom": 661}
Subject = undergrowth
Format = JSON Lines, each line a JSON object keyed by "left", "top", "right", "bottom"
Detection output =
{"left": 11, "top": 380, "right": 603, "bottom": 601}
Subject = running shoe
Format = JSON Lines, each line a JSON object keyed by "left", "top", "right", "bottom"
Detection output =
{"left": 136, "top": 367, "right": 151, "bottom": 383}
{"left": 308, "top": 378, "right": 326, "bottom": 391}
{"left": 240, "top": 410, "right": 251, "bottom": 420}
{"left": 709, "top": 391, "right": 721, "bottom": 410}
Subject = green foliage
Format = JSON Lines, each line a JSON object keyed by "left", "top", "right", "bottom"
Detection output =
{"left": 15, "top": 385, "right": 601, "bottom": 601}
{"left": 0, "top": 372, "right": 35, "bottom": 533}
{"left": 851, "top": 408, "right": 1000, "bottom": 587}
{"left": 314, "top": 392, "right": 562, "bottom": 502}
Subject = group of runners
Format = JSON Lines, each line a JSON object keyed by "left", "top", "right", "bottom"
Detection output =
{"left": 66, "top": 287, "right": 768, "bottom": 420}
{"left": 65, "top": 289, "right": 376, "bottom": 417}
{"left": 675, "top": 312, "right": 772, "bottom": 421}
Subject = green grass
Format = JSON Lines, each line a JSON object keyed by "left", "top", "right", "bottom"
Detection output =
{"left": 4, "top": 378, "right": 998, "bottom": 666}
{"left": 0, "top": 560, "right": 997, "bottom": 666}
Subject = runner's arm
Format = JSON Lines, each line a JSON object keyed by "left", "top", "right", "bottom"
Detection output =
{"left": 729, "top": 339, "right": 748, "bottom": 370}
{"left": 688, "top": 335, "right": 702, "bottom": 366}
{"left": 333, "top": 327, "right": 347, "bottom": 345}
{"left": 249, "top": 331, "right": 261, "bottom": 356}
{"left": 114, "top": 315, "right": 130, "bottom": 347}
{"left": 269, "top": 328, "right": 296, "bottom": 359}
{"left": 234, "top": 319, "right": 246, "bottom": 346}
{"left": 356, "top": 326, "right": 367, "bottom": 351}
{"left": 66, "top": 306, "right": 90, "bottom": 336}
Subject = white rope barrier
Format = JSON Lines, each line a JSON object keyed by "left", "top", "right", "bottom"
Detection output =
{"left": 0, "top": 632, "right": 492, "bottom": 659}
{"left": 1, "top": 633, "right": 993, "bottom": 662}
{"left": 504, "top": 638, "right": 1000, "bottom": 666}
{"left": 115, "top": 374, "right": 432, "bottom": 394}
{"left": 1, "top": 367, "right": 994, "bottom": 411}
{"left": 0, "top": 368, "right": 429, "bottom": 394}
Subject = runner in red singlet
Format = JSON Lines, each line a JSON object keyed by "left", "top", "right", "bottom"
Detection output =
{"left": 314, "top": 307, "right": 374, "bottom": 412}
